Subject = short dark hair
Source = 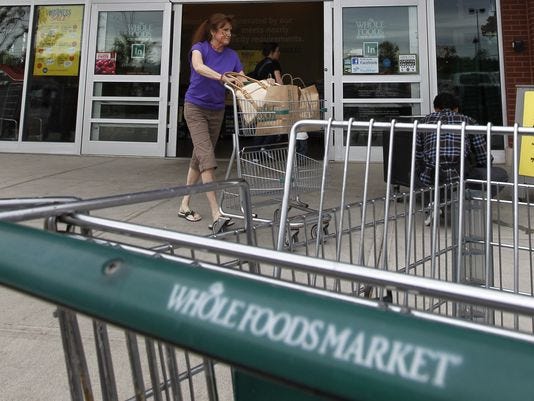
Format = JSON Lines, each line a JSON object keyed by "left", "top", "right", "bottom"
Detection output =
{"left": 262, "top": 42, "right": 279, "bottom": 57}
{"left": 433, "top": 92, "right": 460, "bottom": 110}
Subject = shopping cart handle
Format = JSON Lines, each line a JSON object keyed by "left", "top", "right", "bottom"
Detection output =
{"left": 1, "top": 221, "right": 534, "bottom": 401}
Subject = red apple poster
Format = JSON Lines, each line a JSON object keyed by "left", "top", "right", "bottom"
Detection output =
{"left": 95, "top": 52, "right": 117, "bottom": 74}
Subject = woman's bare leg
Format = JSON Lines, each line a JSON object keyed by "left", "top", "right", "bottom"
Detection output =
{"left": 200, "top": 168, "right": 221, "bottom": 221}
{"left": 181, "top": 167, "right": 220, "bottom": 222}
{"left": 180, "top": 167, "right": 201, "bottom": 211}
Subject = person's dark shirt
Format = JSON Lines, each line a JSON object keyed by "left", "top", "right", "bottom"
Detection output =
{"left": 415, "top": 109, "right": 487, "bottom": 186}
{"left": 253, "top": 57, "right": 281, "bottom": 80}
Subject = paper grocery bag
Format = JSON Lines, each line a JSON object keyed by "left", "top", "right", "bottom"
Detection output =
{"left": 255, "top": 84, "right": 300, "bottom": 136}
{"left": 296, "top": 84, "right": 321, "bottom": 132}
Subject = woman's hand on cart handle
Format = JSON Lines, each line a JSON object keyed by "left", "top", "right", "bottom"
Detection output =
{"left": 221, "top": 71, "right": 245, "bottom": 87}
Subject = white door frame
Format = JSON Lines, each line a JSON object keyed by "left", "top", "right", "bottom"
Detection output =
{"left": 81, "top": 2, "right": 171, "bottom": 156}
{"left": 167, "top": 3, "right": 183, "bottom": 157}
{"left": 2, "top": 2, "right": 89, "bottom": 155}
{"left": 327, "top": 0, "right": 430, "bottom": 162}
{"left": 323, "top": 0, "right": 335, "bottom": 160}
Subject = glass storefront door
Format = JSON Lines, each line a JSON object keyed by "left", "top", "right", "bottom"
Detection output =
{"left": 330, "top": 0, "right": 430, "bottom": 161}
{"left": 433, "top": 0, "right": 505, "bottom": 162}
{"left": 82, "top": 3, "right": 171, "bottom": 156}
{"left": 0, "top": 6, "right": 29, "bottom": 142}
{"left": 1, "top": 4, "right": 85, "bottom": 153}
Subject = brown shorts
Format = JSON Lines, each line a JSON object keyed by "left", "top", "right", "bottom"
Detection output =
{"left": 184, "top": 102, "right": 225, "bottom": 173}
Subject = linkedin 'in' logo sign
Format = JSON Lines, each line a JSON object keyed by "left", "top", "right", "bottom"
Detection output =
{"left": 131, "top": 44, "right": 146, "bottom": 59}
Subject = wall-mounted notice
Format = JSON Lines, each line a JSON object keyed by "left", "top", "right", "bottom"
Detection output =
{"left": 519, "top": 91, "right": 534, "bottom": 177}
{"left": 95, "top": 52, "right": 117, "bottom": 75}
{"left": 351, "top": 57, "right": 378, "bottom": 74}
{"left": 519, "top": 135, "right": 534, "bottom": 177}
{"left": 33, "top": 5, "right": 84, "bottom": 76}
{"left": 399, "top": 54, "right": 417, "bottom": 73}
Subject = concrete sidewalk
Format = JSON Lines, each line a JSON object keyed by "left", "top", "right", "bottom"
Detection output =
{"left": 1, "top": 153, "right": 186, "bottom": 200}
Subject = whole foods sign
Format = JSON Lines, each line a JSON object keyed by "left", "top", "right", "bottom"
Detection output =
{"left": 167, "top": 281, "right": 463, "bottom": 388}
{"left": 355, "top": 18, "right": 385, "bottom": 39}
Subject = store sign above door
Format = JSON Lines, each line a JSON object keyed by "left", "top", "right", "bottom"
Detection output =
{"left": 355, "top": 18, "right": 385, "bottom": 39}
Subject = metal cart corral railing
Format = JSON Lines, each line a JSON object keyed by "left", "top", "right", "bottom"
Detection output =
{"left": 275, "top": 119, "right": 534, "bottom": 324}
{"left": 2, "top": 215, "right": 534, "bottom": 401}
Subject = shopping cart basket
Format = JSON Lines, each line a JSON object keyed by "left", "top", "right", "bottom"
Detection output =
{"left": 220, "top": 83, "right": 328, "bottom": 240}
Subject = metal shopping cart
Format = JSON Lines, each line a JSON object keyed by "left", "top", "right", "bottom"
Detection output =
{"left": 2, "top": 173, "right": 534, "bottom": 401}
{"left": 275, "top": 119, "right": 534, "bottom": 318}
{"left": 220, "top": 81, "right": 328, "bottom": 244}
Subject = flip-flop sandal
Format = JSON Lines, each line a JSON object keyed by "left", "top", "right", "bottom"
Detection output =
{"left": 178, "top": 209, "right": 202, "bottom": 222}
{"left": 209, "top": 217, "right": 235, "bottom": 233}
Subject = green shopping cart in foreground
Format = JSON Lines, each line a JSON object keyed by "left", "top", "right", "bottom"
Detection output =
{"left": 1, "top": 219, "right": 534, "bottom": 401}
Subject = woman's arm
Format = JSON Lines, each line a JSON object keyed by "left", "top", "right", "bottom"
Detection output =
{"left": 191, "top": 50, "right": 223, "bottom": 81}
{"left": 191, "top": 50, "right": 243, "bottom": 85}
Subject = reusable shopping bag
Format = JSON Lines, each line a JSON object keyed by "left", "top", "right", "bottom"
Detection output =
{"left": 224, "top": 72, "right": 276, "bottom": 124}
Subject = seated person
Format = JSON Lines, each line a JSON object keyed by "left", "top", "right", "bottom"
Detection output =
{"left": 415, "top": 92, "right": 508, "bottom": 196}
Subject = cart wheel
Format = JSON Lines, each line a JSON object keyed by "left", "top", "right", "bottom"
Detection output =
{"left": 311, "top": 224, "right": 318, "bottom": 239}
{"left": 311, "top": 223, "right": 329, "bottom": 239}
{"left": 285, "top": 230, "right": 299, "bottom": 247}
{"left": 273, "top": 208, "right": 280, "bottom": 222}
{"left": 323, "top": 222, "right": 330, "bottom": 235}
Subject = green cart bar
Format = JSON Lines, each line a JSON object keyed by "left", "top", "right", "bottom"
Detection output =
{"left": 1, "top": 221, "right": 533, "bottom": 401}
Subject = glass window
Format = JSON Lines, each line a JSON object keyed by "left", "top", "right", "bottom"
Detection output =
{"left": 343, "top": 83, "right": 420, "bottom": 99}
{"left": 0, "top": 6, "right": 30, "bottom": 141}
{"left": 434, "top": 0, "right": 503, "bottom": 126}
{"left": 343, "top": 103, "right": 421, "bottom": 146}
{"left": 93, "top": 82, "right": 159, "bottom": 97}
{"left": 92, "top": 101, "right": 159, "bottom": 119}
{"left": 23, "top": 5, "right": 84, "bottom": 143}
{"left": 342, "top": 7, "right": 419, "bottom": 75}
{"left": 95, "top": 11, "right": 163, "bottom": 75}
{"left": 90, "top": 123, "right": 158, "bottom": 142}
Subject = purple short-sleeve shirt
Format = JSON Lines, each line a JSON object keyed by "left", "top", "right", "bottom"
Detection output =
{"left": 185, "top": 41, "right": 243, "bottom": 110}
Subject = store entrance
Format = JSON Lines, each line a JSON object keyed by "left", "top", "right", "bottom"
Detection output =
{"left": 330, "top": 0, "right": 432, "bottom": 162}
{"left": 82, "top": 3, "right": 172, "bottom": 157}
{"left": 176, "top": 3, "right": 325, "bottom": 160}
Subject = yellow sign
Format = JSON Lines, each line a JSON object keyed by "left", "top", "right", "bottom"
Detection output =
{"left": 519, "top": 92, "right": 534, "bottom": 177}
{"left": 523, "top": 91, "right": 534, "bottom": 127}
{"left": 33, "top": 5, "right": 84, "bottom": 76}
{"left": 519, "top": 134, "right": 534, "bottom": 177}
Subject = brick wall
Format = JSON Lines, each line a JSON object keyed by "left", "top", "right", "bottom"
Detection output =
{"left": 501, "top": 0, "right": 534, "bottom": 126}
